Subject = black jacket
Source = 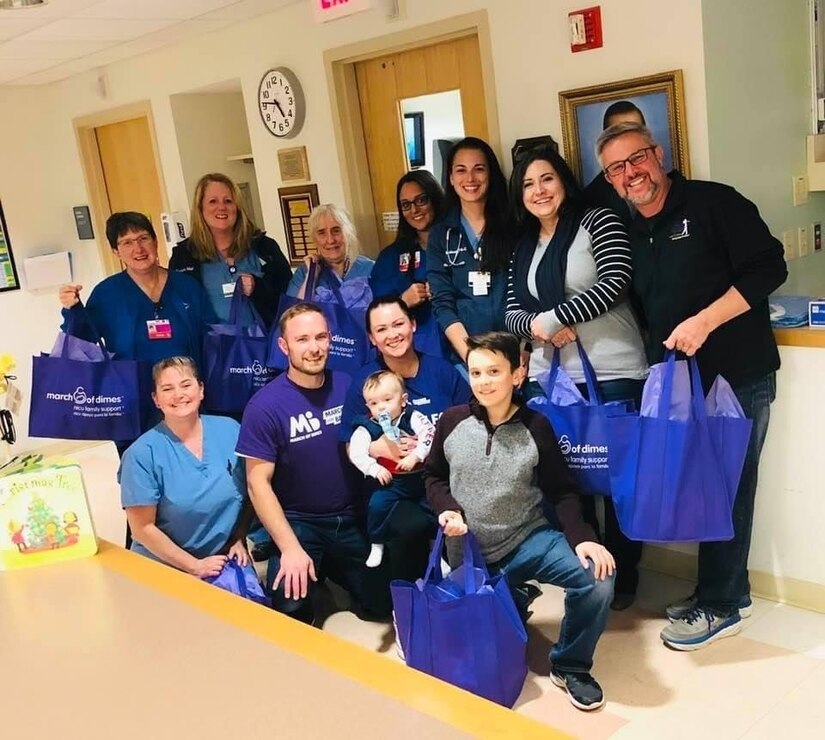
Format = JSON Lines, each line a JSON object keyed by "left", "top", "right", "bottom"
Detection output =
{"left": 168, "top": 232, "right": 292, "bottom": 328}
{"left": 627, "top": 172, "right": 787, "bottom": 389}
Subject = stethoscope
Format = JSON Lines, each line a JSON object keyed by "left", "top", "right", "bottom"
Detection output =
{"left": 443, "top": 227, "right": 482, "bottom": 268}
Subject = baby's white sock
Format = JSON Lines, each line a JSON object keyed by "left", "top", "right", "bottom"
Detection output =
{"left": 366, "top": 543, "right": 384, "bottom": 568}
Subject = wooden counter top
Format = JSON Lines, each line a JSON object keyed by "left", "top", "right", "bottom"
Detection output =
{"left": 774, "top": 327, "right": 825, "bottom": 348}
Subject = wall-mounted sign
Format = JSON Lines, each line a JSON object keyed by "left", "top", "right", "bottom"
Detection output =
{"left": 312, "top": 0, "right": 372, "bottom": 24}
{"left": 279, "top": 184, "right": 320, "bottom": 265}
{"left": 0, "top": 202, "right": 20, "bottom": 293}
{"left": 277, "top": 146, "right": 311, "bottom": 183}
{"left": 72, "top": 205, "right": 94, "bottom": 240}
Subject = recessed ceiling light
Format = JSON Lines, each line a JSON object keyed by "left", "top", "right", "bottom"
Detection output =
{"left": 0, "top": 0, "right": 49, "bottom": 9}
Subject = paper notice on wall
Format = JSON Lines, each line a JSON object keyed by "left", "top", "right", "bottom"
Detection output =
{"left": 382, "top": 212, "right": 399, "bottom": 233}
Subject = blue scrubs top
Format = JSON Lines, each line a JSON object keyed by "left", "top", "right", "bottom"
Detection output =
{"left": 201, "top": 251, "right": 263, "bottom": 323}
{"left": 119, "top": 415, "right": 245, "bottom": 562}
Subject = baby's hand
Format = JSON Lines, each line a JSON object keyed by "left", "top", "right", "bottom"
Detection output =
{"left": 395, "top": 454, "right": 419, "bottom": 472}
{"left": 375, "top": 466, "right": 393, "bottom": 486}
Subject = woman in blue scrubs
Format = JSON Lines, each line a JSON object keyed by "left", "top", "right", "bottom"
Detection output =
{"left": 119, "top": 356, "right": 250, "bottom": 577}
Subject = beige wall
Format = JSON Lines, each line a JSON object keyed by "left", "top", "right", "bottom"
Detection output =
{"left": 169, "top": 90, "right": 264, "bottom": 227}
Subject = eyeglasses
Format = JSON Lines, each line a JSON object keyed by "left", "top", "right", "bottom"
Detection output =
{"left": 603, "top": 147, "right": 655, "bottom": 178}
{"left": 399, "top": 194, "right": 431, "bottom": 212}
{"left": 116, "top": 234, "right": 153, "bottom": 250}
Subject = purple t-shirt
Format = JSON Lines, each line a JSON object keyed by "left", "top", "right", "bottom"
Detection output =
{"left": 236, "top": 370, "right": 358, "bottom": 516}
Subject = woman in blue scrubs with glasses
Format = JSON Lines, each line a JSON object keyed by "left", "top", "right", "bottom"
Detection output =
{"left": 119, "top": 356, "right": 251, "bottom": 578}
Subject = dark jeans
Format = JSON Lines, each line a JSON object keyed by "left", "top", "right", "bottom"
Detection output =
{"left": 697, "top": 373, "right": 776, "bottom": 615}
{"left": 381, "top": 499, "right": 437, "bottom": 584}
{"left": 490, "top": 525, "right": 614, "bottom": 673}
{"left": 266, "top": 514, "right": 392, "bottom": 624}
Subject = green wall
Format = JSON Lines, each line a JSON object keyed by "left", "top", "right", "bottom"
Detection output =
{"left": 702, "top": 0, "right": 825, "bottom": 294}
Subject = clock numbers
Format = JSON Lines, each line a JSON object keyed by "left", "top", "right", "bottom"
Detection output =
{"left": 259, "top": 67, "right": 303, "bottom": 138}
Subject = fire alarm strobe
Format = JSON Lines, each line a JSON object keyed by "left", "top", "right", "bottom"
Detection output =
{"left": 569, "top": 6, "right": 603, "bottom": 53}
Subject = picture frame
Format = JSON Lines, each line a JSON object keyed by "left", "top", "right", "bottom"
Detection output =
{"left": 558, "top": 69, "right": 690, "bottom": 187}
{"left": 0, "top": 202, "right": 20, "bottom": 292}
{"left": 403, "top": 112, "right": 425, "bottom": 168}
{"left": 278, "top": 184, "right": 320, "bottom": 265}
{"left": 277, "top": 146, "right": 311, "bottom": 183}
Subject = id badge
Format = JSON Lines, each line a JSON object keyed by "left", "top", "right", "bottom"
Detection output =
{"left": 468, "top": 270, "right": 491, "bottom": 296}
{"left": 414, "top": 250, "right": 422, "bottom": 269}
{"left": 146, "top": 319, "right": 172, "bottom": 340}
{"left": 222, "top": 281, "right": 236, "bottom": 297}
{"left": 399, "top": 252, "right": 410, "bottom": 273}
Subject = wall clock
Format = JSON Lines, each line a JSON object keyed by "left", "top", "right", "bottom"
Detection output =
{"left": 258, "top": 67, "right": 305, "bottom": 138}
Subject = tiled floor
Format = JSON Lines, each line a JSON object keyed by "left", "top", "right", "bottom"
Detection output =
{"left": 77, "top": 442, "right": 825, "bottom": 739}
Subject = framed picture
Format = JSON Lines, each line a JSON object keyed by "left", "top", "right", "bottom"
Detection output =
{"left": 277, "top": 146, "right": 311, "bottom": 183}
{"left": 0, "top": 202, "right": 20, "bottom": 292}
{"left": 559, "top": 69, "right": 690, "bottom": 187}
{"left": 278, "top": 184, "right": 320, "bottom": 265}
{"left": 403, "top": 112, "right": 425, "bottom": 168}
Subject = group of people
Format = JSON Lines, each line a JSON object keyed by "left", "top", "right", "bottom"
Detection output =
{"left": 55, "top": 113, "right": 787, "bottom": 712}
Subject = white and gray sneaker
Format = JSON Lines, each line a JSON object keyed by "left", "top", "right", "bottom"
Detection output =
{"left": 666, "top": 593, "right": 753, "bottom": 622}
{"left": 661, "top": 606, "right": 742, "bottom": 651}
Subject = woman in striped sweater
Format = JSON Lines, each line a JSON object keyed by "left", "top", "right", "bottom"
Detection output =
{"left": 504, "top": 144, "right": 647, "bottom": 610}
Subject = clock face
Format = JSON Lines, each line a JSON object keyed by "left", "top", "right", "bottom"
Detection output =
{"left": 258, "top": 67, "right": 304, "bottom": 138}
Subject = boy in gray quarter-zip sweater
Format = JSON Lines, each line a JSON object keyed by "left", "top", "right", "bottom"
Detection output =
{"left": 424, "top": 331, "right": 615, "bottom": 712}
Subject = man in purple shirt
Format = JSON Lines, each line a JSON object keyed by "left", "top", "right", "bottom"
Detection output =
{"left": 237, "top": 302, "right": 390, "bottom": 624}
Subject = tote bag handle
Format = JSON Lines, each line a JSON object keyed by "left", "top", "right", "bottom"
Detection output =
{"left": 227, "top": 281, "right": 267, "bottom": 335}
{"left": 63, "top": 300, "right": 109, "bottom": 360}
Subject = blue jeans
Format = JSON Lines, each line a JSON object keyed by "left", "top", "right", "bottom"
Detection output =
{"left": 696, "top": 373, "right": 776, "bottom": 615}
{"left": 266, "top": 514, "right": 391, "bottom": 624}
{"left": 489, "top": 525, "right": 614, "bottom": 673}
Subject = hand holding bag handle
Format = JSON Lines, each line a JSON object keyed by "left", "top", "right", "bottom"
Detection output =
{"left": 62, "top": 300, "right": 109, "bottom": 360}
{"left": 540, "top": 337, "right": 602, "bottom": 406}
{"left": 227, "top": 281, "right": 268, "bottom": 337}
{"left": 422, "top": 527, "right": 490, "bottom": 595}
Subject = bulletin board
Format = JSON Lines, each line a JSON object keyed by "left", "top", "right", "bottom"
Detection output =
{"left": 279, "top": 184, "right": 319, "bottom": 265}
{"left": 0, "top": 202, "right": 20, "bottom": 292}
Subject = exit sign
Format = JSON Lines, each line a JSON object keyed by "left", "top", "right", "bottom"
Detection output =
{"left": 312, "top": 0, "right": 372, "bottom": 23}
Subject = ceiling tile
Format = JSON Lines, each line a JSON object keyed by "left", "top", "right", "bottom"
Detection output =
{"left": 0, "top": 38, "right": 114, "bottom": 59}
{"left": 75, "top": 0, "right": 238, "bottom": 21}
{"left": 0, "top": 57, "right": 61, "bottom": 83}
{"left": 0, "top": 16, "right": 51, "bottom": 41}
{"left": 20, "top": 17, "right": 178, "bottom": 41}
{"left": 202, "top": 0, "right": 298, "bottom": 21}
{"left": 1, "top": 0, "right": 105, "bottom": 19}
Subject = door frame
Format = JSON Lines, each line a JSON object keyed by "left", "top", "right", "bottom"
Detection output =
{"left": 73, "top": 101, "right": 170, "bottom": 275}
{"left": 323, "top": 10, "right": 501, "bottom": 252}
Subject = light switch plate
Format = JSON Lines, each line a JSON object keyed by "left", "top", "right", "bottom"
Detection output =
{"left": 799, "top": 226, "right": 811, "bottom": 256}
{"left": 793, "top": 175, "right": 809, "bottom": 206}
{"left": 783, "top": 229, "right": 798, "bottom": 260}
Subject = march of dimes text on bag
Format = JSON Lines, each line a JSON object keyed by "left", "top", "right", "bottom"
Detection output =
{"left": 44, "top": 386, "right": 127, "bottom": 419}
{"left": 329, "top": 333, "right": 358, "bottom": 361}
{"left": 558, "top": 434, "right": 608, "bottom": 471}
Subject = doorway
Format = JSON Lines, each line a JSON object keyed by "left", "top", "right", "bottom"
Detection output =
{"left": 325, "top": 11, "right": 500, "bottom": 254}
{"left": 75, "top": 102, "right": 170, "bottom": 275}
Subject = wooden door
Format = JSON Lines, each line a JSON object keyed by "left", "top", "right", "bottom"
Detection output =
{"left": 95, "top": 117, "right": 168, "bottom": 269}
{"left": 355, "top": 34, "right": 489, "bottom": 250}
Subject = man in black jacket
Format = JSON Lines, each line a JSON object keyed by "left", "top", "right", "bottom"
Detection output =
{"left": 596, "top": 121, "right": 787, "bottom": 651}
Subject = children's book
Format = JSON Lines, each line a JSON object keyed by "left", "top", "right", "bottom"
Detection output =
{"left": 0, "top": 456, "right": 97, "bottom": 570}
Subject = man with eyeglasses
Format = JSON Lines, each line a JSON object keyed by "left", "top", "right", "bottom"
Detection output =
{"left": 596, "top": 121, "right": 787, "bottom": 651}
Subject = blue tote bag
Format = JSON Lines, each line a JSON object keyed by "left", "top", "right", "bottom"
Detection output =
{"left": 607, "top": 351, "right": 753, "bottom": 542}
{"left": 205, "top": 559, "right": 270, "bottom": 606}
{"left": 527, "top": 340, "right": 636, "bottom": 495}
{"left": 267, "top": 261, "right": 373, "bottom": 375}
{"left": 29, "top": 306, "right": 145, "bottom": 442}
{"left": 202, "top": 284, "right": 276, "bottom": 413}
{"left": 390, "top": 529, "right": 528, "bottom": 707}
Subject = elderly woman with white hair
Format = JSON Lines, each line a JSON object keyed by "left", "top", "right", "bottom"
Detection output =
{"left": 286, "top": 203, "right": 374, "bottom": 297}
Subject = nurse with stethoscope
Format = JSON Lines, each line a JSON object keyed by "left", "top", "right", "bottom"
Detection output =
{"left": 426, "top": 137, "right": 512, "bottom": 363}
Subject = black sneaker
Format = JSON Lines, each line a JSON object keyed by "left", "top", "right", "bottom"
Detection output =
{"left": 549, "top": 668, "right": 605, "bottom": 711}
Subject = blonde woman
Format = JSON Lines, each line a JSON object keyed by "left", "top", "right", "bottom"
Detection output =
{"left": 287, "top": 203, "right": 374, "bottom": 298}
{"left": 169, "top": 172, "right": 292, "bottom": 327}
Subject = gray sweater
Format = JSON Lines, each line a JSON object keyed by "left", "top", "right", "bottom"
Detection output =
{"left": 424, "top": 401, "right": 595, "bottom": 563}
